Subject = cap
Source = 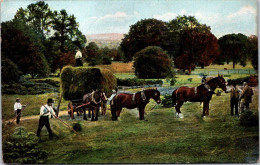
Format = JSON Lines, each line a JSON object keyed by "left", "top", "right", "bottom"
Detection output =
{"left": 47, "top": 98, "right": 54, "bottom": 103}
{"left": 16, "top": 98, "right": 20, "bottom": 102}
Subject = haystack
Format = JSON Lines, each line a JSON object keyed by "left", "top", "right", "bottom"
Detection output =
{"left": 60, "top": 66, "right": 117, "bottom": 100}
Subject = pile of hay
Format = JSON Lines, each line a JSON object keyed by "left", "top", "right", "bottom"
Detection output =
{"left": 60, "top": 66, "right": 117, "bottom": 100}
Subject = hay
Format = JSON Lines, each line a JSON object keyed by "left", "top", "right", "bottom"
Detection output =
{"left": 60, "top": 66, "right": 117, "bottom": 100}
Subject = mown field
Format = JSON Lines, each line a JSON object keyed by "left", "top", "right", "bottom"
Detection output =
{"left": 2, "top": 62, "right": 259, "bottom": 163}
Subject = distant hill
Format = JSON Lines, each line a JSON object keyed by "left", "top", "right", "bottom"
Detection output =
{"left": 86, "top": 33, "right": 124, "bottom": 48}
{"left": 86, "top": 33, "right": 124, "bottom": 41}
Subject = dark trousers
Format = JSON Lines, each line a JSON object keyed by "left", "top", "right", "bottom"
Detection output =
{"left": 75, "top": 58, "right": 83, "bottom": 66}
{"left": 230, "top": 98, "right": 239, "bottom": 116}
{"left": 36, "top": 116, "right": 53, "bottom": 137}
{"left": 16, "top": 109, "right": 21, "bottom": 124}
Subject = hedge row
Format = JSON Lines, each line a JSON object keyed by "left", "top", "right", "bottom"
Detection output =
{"left": 60, "top": 66, "right": 117, "bottom": 100}
{"left": 117, "top": 78, "right": 163, "bottom": 87}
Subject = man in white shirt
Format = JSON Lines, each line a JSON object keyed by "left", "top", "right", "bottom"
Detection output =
{"left": 36, "top": 98, "right": 55, "bottom": 138}
{"left": 75, "top": 48, "right": 83, "bottom": 66}
{"left": 14, "top": 98, "right": 25, "bottom": 124}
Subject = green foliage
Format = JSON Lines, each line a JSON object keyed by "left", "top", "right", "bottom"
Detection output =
{"left": 134, "top": 46, "right": 174, "bottom": 79}
{"left": 1, "top": 56, "right": 22, "bottom": 84}
{"left": 1, "top": 20, "right": 51, "bottom": 78}
{"left": 248, "top": 35, "right": 258, "bottom": 71}
{"left": 3, "top": 127, "right": 47, "bottom": 164}
{"left": 161, "top": 95, "right": 173, "bottom": 107}
{"left": 60, "top": 66, "right": 117, "bottom": 100}
{"left": 85, "top": 42, "right": 102, "bottom": 66}
{"left": 117, "top": 78, "right": 163, "bottom": 86}
{"left": 120, "top": 18, "right": 169, "bottom": 62}
{"left": 218, "top": 33, "right": 249, "bottom": 69}
{"left": 240, "top": 111, "right": 258, "bottom": 127}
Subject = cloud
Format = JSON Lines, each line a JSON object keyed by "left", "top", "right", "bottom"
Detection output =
{"left": 227, "top": 5, "right": 256, "bottom": 18}
{"left": 153, "top": 12, "right": 177, "bottom": 21}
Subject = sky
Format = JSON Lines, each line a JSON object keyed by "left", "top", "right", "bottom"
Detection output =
{"left": 1, "top": 0, "right": 258, "bottom": 38}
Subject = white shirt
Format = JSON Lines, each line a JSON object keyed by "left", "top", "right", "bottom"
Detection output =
{"left": 14, "top": 102, "right": 22, "bottom": 111}
{"left": 40, "top": 104, "right": 55, "bottom": 118}
{"left": 75, "top": 50, "right": 82, "bottom": 59}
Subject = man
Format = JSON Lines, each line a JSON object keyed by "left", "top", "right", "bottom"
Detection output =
{"left": 239, "top": 82, "right": 254, "bottom": 112}
{"left": 75, "top": 48, "right": 83, "bottom": 66}
{"left": 226, "top": 82, "right": 241, "bottom": 116}
{"left": 36, "top": 98, "right": 56, "bottom": 138}
{"left": 108, "top": 89, "right": 117, "bottom": 106}
{"left": 14, "top": 98, "right": 26, "bottom": 124}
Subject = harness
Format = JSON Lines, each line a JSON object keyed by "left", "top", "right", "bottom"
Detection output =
{"left": 91, "top": 91, "right": 102, "bottom": 105}
{"left": 132, "top": 90, "right": 146, "bottom": 103}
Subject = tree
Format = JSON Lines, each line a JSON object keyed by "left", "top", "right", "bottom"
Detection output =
{"left": 167, "top": 15, "right": 210, "bottom": 58}
{"left": 85, "top": 42, "right": 102, "bottom": 66}
{"left": 248, "top": 35, "right": 258, "bottom": 71}
{"left": 1, "top": 20, "right": 50, "bottom": 78}
{"left": 120, "top": 19, "right": 169, "bottom": 62}
{"left": 14, "top": 1, "right": 54, "bottom": 41}
{"left": 52, "top": 9, "right": 86, "bottom": 53}
{"left": 168, "top": 15, "right": 218, "bottom": 73}
{"left": 1, "top": 55, "right": 22, "bottom": 84}
{"left": 218, "top": 33, "right": 249, "bottom": 69}
{"left": 58, "top": 51, "right": 75, "bottom": 70}
{"left": 133, "top": 46, "right": 173, "bottom": 79}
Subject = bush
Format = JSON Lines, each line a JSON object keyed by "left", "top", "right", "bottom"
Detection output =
{"left": 161, "top": 95, "right": 173, "bottom": 107}
{"left": 117, "top": 78, "right": 163, "bottom": 87}
{"left": 60, "top": 66, "right": 117, "bottom": 100}
{"left": 133, "top": 46, "right": 174, "bottom": 79}
{"left": 3, "top": 127, "right": 47, "bottom": 164}
{"left": 1, "top": 56, "right": 22, "bottom": 84}
{"left": 240, "top": 111, "right": 258, "bottom": 127}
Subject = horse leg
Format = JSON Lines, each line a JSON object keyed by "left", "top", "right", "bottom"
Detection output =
{"left": 88, "top": 108, "right": 91, "bottom": 118}
{"left": 175, "top": 101, "right": 184, "bottom": 118}
{"left": 83, "top": 107, "right": 87, "bottom": 120}
{"left": 91, "top": 108, "right": 95, "bottom": 121}
{"left": 111, "top": 107, "right": 117, "bottom": 121}
{"left": 138, "top": 107, "right": 145, "bottom": 120}
{"left": 202, "top": 101, "right": 210, "bottom": 117}
{"left": 95, "top": 107, "right": 99, "bottom": 121}
{"left": 116, "top": 108, "right": 122, "bottom": 117}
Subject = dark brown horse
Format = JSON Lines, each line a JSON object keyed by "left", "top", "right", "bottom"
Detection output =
{"left": 172, "top": 75, "right": 227, "bottom": 117}
{"left": 110, "top": 88, "right": 161, "bottom": 121}
{"left": 68, "top": 90, "right": 107, "bottom": 121}
{"left": 82, "top": 90, "right": 107, "bottom": 121}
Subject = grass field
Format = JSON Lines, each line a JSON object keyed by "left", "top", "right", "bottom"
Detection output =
{"left": 2, "top": 87, "right": 258, "bottom": 163}
{"left": 2, "top": 62, "right": 259, "bottom": 163}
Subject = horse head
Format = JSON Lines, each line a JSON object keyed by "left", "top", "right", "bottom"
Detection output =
{"left": 149, "top": 88, "right": 161, "bottom": 104}
{"left": 217, "top": 75, "right": 227, "bottom": 92}
{"left": 92, "top": 89, "right": 102, "bottom": 104}
{"left": 101, "top": 92, "right": 108, "bottom": 104}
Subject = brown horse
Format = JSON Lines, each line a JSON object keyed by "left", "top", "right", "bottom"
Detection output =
{"left": 110, "top": 88, "right": 161, "bottom": 121}
{"left": 172, "top": 75, "right": 227, "bottom": 117}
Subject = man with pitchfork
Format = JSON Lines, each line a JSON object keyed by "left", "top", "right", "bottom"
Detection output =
{"left": 36, "top": 98, "right": 56, "bottom": 139}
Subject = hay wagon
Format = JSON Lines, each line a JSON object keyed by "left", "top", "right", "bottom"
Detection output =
{"left": 60, "top": 66, "right": 117, "bottom": 120}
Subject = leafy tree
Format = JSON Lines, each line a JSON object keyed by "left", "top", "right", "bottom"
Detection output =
{"left": 248, "top": 35, "right": 258, "bottom": 70}
{"left": 167, "top": 15, "right": 210, "bottom": 58}
{"left": 14, "top": 1, "right": 54, "bottom": 41}
{"left": 52, "top": 9, "right": 86, "bottom": 53}
{"left": 100, "top": 47, "right": 112, "bottom": 65}
{"left": 218, "top": 33, "right": 249, "bottom": 69}
{"left": 85, "top": 42, "right": 102, "bottom": 66}
{"left": 133, "top": 46, "right": 173, "bottom": 79}
{"left": 1, "top": 20, "right": 50, "bottom": 78}
{"left": 57, "top": 51, "right": 76, "bottom": 70}
{"left": 120, "top": 19, "right": 169, "bottom": 62}
{"left": 167, "top": 15, "right": 218, "bottom": 73}
{"left": 1, "top": 55, "right": 22, "bottom": 84}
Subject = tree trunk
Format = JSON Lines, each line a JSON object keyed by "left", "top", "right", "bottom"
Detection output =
{"left": 233, "top": 61, "right": 235, "bottom": 69}
{"left": 201, "top": 64, "right": 205, "bottom": 69}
